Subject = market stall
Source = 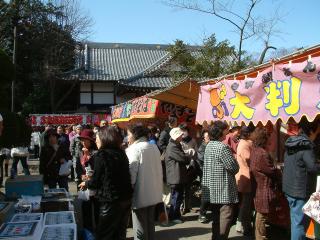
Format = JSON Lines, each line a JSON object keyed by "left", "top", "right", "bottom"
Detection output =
{"left": 111, "top": 95, "right": 196, "bottom": 128}
{"left": 196, "top": 47, "right": 320, "bottom": 126}
{"left": 0, "top": 176, "right": 77, "bottom": 240}
{"left": 195, "top": 44, "right": 320, "bottom": 235}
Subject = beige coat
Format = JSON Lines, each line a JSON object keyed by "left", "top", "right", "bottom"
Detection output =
{"left": 235, "top": 139, "right": 253, "bottom": 193}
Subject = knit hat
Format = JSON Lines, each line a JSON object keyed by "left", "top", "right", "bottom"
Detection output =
{"left": 75, "top": 124, "right": 82, "bottom": 129}
{"left": 170, "top": 127, "right": 184, "bottom": 141}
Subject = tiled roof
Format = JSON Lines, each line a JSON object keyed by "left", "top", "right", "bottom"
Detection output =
{"left": 64, "top": 42, "right": 172, "bottom": 82}
{"left": 63, "top": 42, "right": 200, "bottom": 89}
{"left": 119, "top": 76, "right": 172, "bottom": 89}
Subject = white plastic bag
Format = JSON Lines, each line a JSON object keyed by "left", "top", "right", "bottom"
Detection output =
{"left": 78, "top": 189, "right": 90, "bottom": 201}
{"left": 59, "top": 160, "right": 72, "bottom": 176}
{"left": 302, "top": 192, "right": 320, "bottom": 224}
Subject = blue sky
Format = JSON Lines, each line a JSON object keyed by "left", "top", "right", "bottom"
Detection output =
{"left": 81, "top": 0, "right": 320, "bottom": 55}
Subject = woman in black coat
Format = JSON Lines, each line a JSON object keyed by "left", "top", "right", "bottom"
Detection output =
{"left": 79, "top": 126, "right": 132, "bottom": 240}
{"left": 77, "top": 129, "right": 98, "bottom": 233}
{"left": 40, "top": 129, "right": 71, "bottom": 190}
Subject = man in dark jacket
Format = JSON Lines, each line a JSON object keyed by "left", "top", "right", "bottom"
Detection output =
{"left": 57, "top": 126, "right": 70, "bottom": 150}
{"left": 158, "top": 116, "right": 178, "bottom": 183}
{"left": 165, "top": 127, "right": 189, "bottom": 223}
{"left": 158, "top": 116, "right": 178, "bottom": 153}
{"left": 283, "top": 118, "right": 320, "bottom": 240}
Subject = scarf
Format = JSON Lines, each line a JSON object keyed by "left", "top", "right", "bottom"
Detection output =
{"left": 81, "top": 150, "right": 91, "bottom": 168}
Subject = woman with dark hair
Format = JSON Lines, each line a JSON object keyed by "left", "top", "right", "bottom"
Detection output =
{"left": 235, "top": 124, "right": 255, "bottom": 235}
{"left": 39, "top": 129, "right": 71, "bottom": 190}
{"left": 250, "top": 127, "right": 277, "bottom": 240}
{"left": 148, "top": 126, "right": 159, "bottom": 145}
{"left": 202, "top": 120, "right": 239, "bottom": 240}
{"left": 79, "top": 126, "right": 132, "bottom": 240}
{"left": 126, "top": 124, "right": 163, "bottom": 239}
{"left": 77, "top": 129, "right": 98, "bottom": 233}
{"left": 78, "top": 129, "right": 97, "bottom": 182}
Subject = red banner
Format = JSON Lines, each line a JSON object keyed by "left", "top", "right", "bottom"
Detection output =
{"left": 29, "top": 114, "right": 112, "bottom": 126}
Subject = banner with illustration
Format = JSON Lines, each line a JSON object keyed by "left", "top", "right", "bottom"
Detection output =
{"left": 196, "top": 56, "right": 320, "bottom": 125}
{"left": 111, "top": 96, "right": 196, "bottom": 124}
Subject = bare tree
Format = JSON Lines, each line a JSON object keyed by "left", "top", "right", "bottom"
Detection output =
{"left": 46, "top": 0, "right": 94, "bottom": 40}
{"left": 163, "top": 0, "right": 262, "bottom": 68}
{"left": 255, "top": 8, "right": 285, "bottom": 63}
{"left": 43, "top": 0, "right": 94, "bottom": 111}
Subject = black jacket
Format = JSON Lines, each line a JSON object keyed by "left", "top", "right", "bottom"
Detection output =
{"left": 158, "top": 127, "right": 171, "bottom": 153}
{"left": 283, "top": 134, "right": 320, "bottom": 199}
{"left": 85, "top": 148, "right": 133, "bottom": 203}
{"left": 39, "top": 144, "right": 71, "bottom": 183}
{"left": 165, "top": 139, "right": 189, "bottom": 185}
{"left": 197, "top": 141, "right": 207, "bottom": 172}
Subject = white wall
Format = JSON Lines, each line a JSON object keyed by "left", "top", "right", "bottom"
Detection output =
{"left": 80, "top": 82, "right": 115, "bottom": 105}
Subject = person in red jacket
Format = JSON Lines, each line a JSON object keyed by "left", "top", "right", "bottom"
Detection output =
{"left": 250, "top": 127, "right": 277, "bottom": 240}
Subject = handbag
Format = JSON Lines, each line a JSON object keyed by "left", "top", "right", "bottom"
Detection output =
{"left": 303, "top": 192, "right": 320, "bottom": 224}
{"left": 59, "top": 159, "right": 72, "bottom": 176}
{"left": 78, "top": 189, "right": 90, "bottom": 201}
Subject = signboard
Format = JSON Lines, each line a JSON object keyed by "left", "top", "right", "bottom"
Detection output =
{"left": 30, "top": 114, "right": 111, "bottom": 126}
{"left": 157, "top": 102, "right": 196, "bottom": 123}
{"left": 111, "top": 96, "right": 196, "bottom": 124}
{"left": 196, "top": 56, "right": 320, "bottom": 125}
{"left": 111, "top": 96, "right": 158, "bottom": 122}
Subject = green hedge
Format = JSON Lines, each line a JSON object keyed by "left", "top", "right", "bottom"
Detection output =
{"left": 0, "top": 111, "right": 32, "bottom": 148}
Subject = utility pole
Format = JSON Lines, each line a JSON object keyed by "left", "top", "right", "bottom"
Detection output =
{"left": 11, "top": 24, "right": 16, "bottom": 112}
{"left": 11, "top": 0, "right": 19, "bottom": 112}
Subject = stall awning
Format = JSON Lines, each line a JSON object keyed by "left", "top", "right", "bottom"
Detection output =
{"left": 196, "top": 44, "right": 320, "bottom": 125}
{"left": 147, "top": 79, "right": 200, "bottom": 110}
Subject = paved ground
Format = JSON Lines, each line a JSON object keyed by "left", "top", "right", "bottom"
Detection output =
{"left": 126, "top": 211, "right": 254, "bottom": 240}
{"left": 1, "top": 160, "right": 291, "bottom": 240}
{"left": 125, "top": 210, "right": 290, "bottom": 240}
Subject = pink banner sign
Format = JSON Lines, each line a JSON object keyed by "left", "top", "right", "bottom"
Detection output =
{"left": 196, "top": 56, "right": 320, "bottom": 125}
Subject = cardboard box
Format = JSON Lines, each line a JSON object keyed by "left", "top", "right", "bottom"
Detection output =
{"left": 41, "top": 198, "right": 70, "bottom": 212}
{"left": 5, "top": 175, "right": 44, "bottom": 199}
{"left": 41, "top": 192, "right": 72, "bottom": 212}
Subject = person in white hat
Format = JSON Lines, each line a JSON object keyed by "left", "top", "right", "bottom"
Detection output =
{"left": 165, "top": 127, "right": 190, "bottom": 224}
{"left": 0, "top": 114, "right": 3, "bottom": 136}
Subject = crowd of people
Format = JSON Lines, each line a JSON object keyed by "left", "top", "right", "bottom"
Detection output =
{"left": 1, "top": 112, "right": 319, "bottom": 240}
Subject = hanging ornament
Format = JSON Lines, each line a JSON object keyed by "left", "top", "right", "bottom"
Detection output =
{"left": 262, "top": 71, "right": 272, "bottom": 84}
{"left": 303, "top": 55, "right": 316, "bottom": 73}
